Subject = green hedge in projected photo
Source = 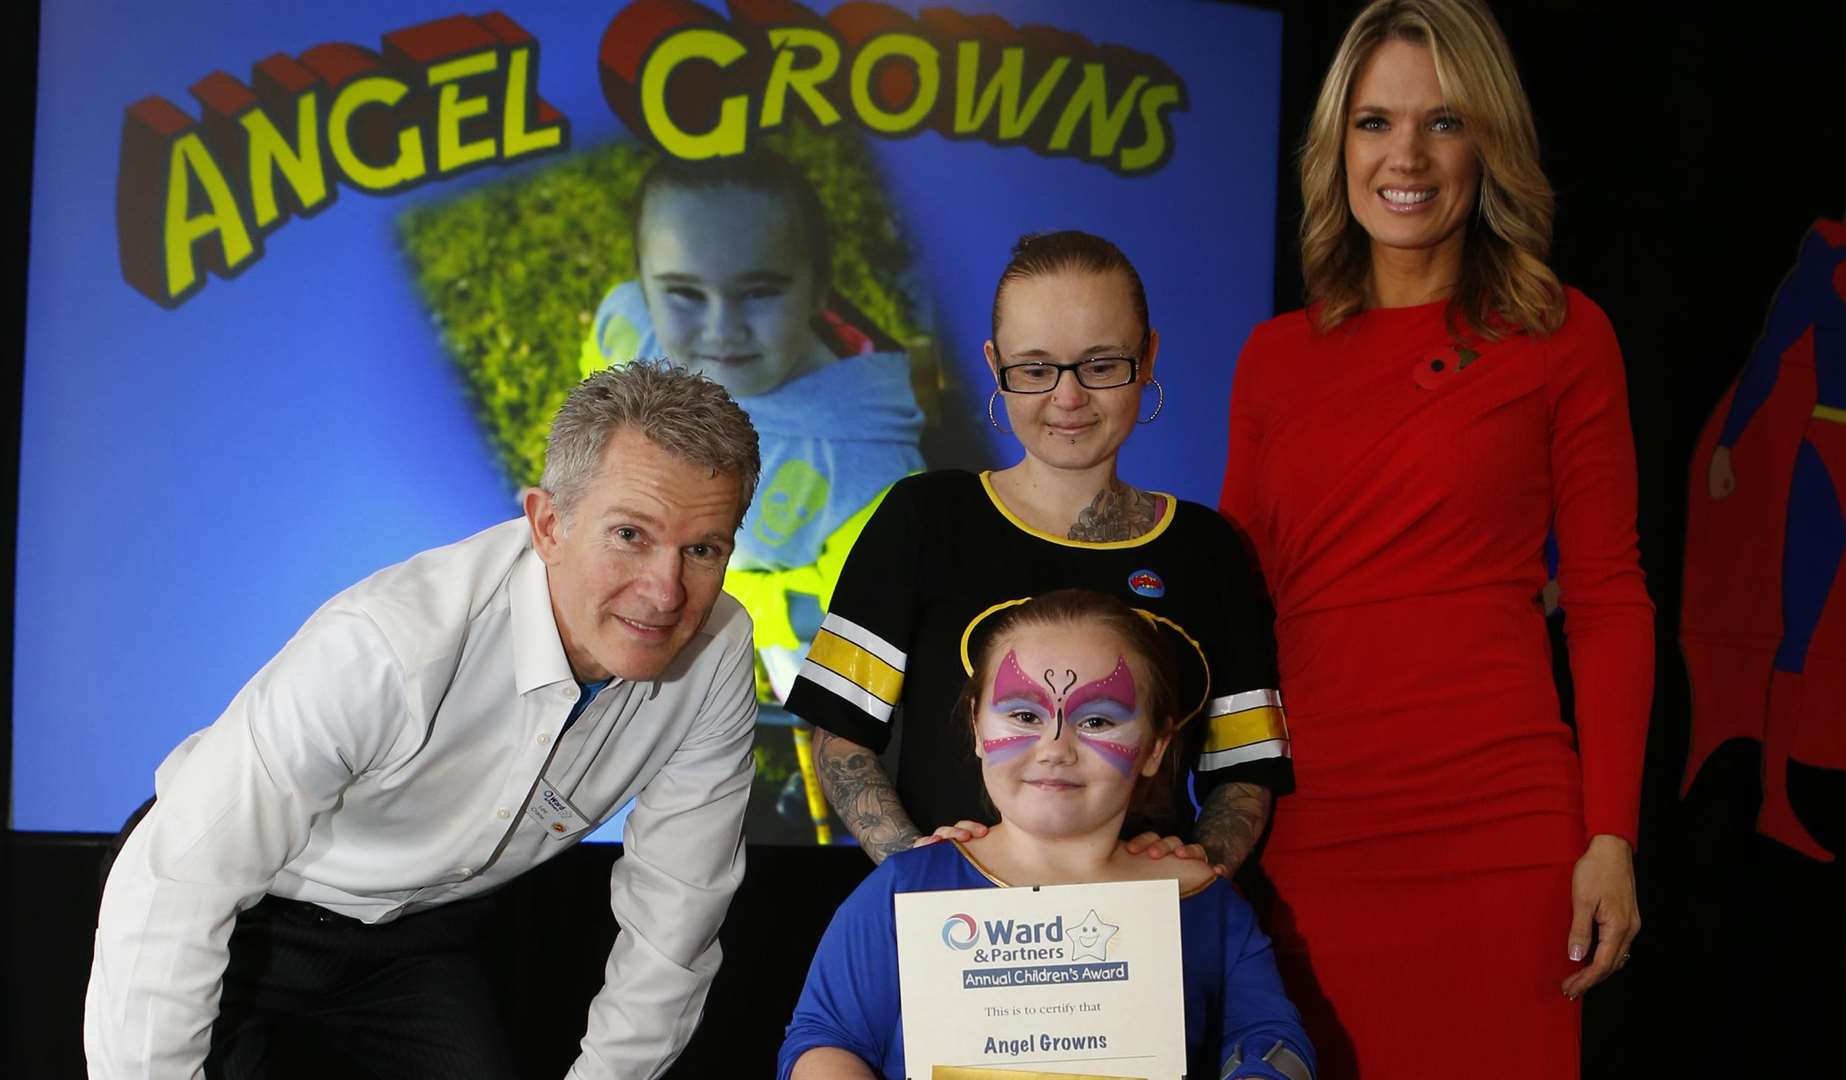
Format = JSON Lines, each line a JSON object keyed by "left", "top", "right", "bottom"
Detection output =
{"left": 398, "top": 123, "right": 926, "bottom": 490}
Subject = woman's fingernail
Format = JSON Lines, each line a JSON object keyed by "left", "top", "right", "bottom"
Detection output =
{"left": 1569, "top": 944, "right": 1586, "bottom": 961}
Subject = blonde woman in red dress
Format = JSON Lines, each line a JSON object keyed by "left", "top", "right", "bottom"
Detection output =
{"left": 1218, "top": 1, "right": 1651, "bottom": 1075}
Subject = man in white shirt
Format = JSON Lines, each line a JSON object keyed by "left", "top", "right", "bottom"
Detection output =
{"left": 85, "top": 363, "right": 762, "bottom": 1079}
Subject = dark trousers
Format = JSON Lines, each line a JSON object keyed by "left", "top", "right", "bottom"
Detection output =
{"left": 205, "top": 892, "right": 519, "bottom": 1080}
{"left": 106, "top": 799, "right": 520, "bottom": 1079}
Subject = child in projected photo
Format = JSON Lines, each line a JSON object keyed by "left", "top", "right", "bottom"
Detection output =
{"left": 582, "top": 150, "right": 926, "bottom": 839}
{"left": 777, "top": 590, "right": 1314, "bottom": 1080}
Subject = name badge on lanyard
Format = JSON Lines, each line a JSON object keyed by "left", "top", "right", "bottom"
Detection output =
{"left": 526, "top": 780, "right": 592, "bottom": 841}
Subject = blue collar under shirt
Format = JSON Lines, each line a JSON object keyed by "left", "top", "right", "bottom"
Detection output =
{"left": 560, "top": 678, "right": 612, "bottom": 737}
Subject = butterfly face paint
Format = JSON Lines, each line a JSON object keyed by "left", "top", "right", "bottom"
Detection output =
{"left": 981, "top": 648, "right": 1050, "bottom": 765}
{"left": 1066, "top": 657, "right": 1143, "bottom": 776}
{"left": 980, "top": 648, "right": 1144, "bottom": 776}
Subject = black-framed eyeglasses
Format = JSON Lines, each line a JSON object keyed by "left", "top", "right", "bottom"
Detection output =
{"left": 997, "top": 355, "right": 1140, "bottom": 394}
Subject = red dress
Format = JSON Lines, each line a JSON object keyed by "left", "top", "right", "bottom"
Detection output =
{"left": 1219, "top": 289, "right": 1653, "bottom": 1078}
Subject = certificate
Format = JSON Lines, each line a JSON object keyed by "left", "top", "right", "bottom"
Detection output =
{"left": 893, "top": 878, "right": 1186, "bottom": 1079}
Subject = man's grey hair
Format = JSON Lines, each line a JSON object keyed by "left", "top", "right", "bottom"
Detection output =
{"left": 541, "top": 362, "right": 760, "bottom": 525}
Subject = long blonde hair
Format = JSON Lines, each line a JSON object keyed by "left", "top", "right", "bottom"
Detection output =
{"left": 1299, "top": 0, "right": 1564, "bottom": 338}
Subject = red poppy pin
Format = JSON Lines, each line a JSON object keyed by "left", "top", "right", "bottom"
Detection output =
{"left": 1411, "top": 339, "right": 1483, "bottom": 390}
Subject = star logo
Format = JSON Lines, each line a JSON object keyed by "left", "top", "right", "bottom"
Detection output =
{"left": 1067, "top": 909, "right": 1119, "bottom": 962}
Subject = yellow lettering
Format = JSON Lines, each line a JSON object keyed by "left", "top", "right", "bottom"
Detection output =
{"left": 429, "top": 50, "right": 498, "bottom": 172}
{"left": 1118, "top": 82, "right": 1182, "bottom": 173}
{"left": 998, "top": 55, "right": 1066, "bottom": 140}
{"left": 762, "top": 27, "right": 842, "bottom": 128}
{"left": 641, "top": 29, "right": 749, "bottom": 160}
{"left": 240, "top": 92, "right": 327, "bottom": 228}
{"left": 327, "top": 75, "right": 426, "bottom": 190}
{"left": 164, "top": 132, "right": 253, "bottom": 298}
{"left": 849, "top": 33, "right": 939, "bottom": 135}
{"left": 954, "top": 45, "right": 1067, "bottom": 140}
{"left": 954, "top": 42, "right": 1013, "bottom": 134}
{"left": 1048, "top": 64, "right": 1145, "bottom": 159}
{"left": 502, "top": 46, "right": 563, "bottom": 158}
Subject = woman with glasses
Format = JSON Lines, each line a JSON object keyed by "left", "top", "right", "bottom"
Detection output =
{"left": 1219, "top": 1, "right": 1650, "bottom": 1075}
{"left": 785, "top": 231, "right": 1291, "bottom": 878}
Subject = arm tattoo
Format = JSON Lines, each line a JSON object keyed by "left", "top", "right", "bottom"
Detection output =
{"left": 813, "top": 728, "right": 923, "bottom": 864}
{"left": 1195, "top": 782, "right": 1273, "bottom": 875}
{"left": 1068, "top": 481, "right": 1162, "bottom": 543}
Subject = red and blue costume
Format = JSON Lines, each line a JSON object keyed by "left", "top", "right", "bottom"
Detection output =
{"left": 1685, "top": 218, "right": 1846, "bottom": 860}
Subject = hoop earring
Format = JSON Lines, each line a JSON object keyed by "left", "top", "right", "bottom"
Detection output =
{"left": 1137, "top": 379, "right": 1165, "bottom": 425}
{"left": 987, "top": 389, "right": 1013, "bottom": 434}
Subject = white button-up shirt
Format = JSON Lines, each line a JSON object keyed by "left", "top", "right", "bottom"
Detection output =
{"left": 84, "top": 518, "right": 757, "bottom": 1079}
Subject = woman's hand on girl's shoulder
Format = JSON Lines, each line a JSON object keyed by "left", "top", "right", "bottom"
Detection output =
{"left": 1119, "top": 834, "right": 1223, "bottom": 890}
{"left": 1123, "top": 832, "right": 1229, "bottom": 877}
{"left": 913, "top": 820, "right": 990, "bottom": 848}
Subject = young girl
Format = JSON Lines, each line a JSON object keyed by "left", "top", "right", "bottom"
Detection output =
{"left": 778, "top": 590, "right": 1314, "bottom": 1080}
{"left": 584, "top": 150, "right": 926, "bottom": 839}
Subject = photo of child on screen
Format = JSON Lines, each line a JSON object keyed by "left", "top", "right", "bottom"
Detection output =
{"left": 581, "top": 149, "right": 926, "bottom": 841}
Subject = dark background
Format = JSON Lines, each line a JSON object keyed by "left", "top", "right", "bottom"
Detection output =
{"left": 6, "top": 1, "right": 1845, "bottom": 1075}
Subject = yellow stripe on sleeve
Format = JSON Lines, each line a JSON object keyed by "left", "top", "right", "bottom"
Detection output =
{"left": 805, "top": 628, "right": 904, "bottom": 705}
{"left": 1204, "top": 705, "right": 1288, "bottom": 753}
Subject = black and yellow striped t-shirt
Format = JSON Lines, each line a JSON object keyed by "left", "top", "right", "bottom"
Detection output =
{"left": 784, "top": 469, "right": 1291, "bottom": 835}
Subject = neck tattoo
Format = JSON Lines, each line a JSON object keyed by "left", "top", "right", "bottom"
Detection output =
{"left": 1068, "top": 482, "right": 1161, "bottom": 543}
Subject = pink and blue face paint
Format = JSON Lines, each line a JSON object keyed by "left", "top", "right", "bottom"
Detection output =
{"left": 980, "top": 649, "right": 1145, "bottom": 775}
{"left": 1066, "top": 658, "right": 1143, "bottom": 776}
{"left": 981, "top": 649, "right": 1049, "bottom": 765}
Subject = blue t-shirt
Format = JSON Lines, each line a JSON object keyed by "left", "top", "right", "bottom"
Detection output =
{"left": 586, "top": 280, "right": 925, "bottom": 571}
{"left": 777, "top": 842, "right": 1315, "bottom": 1080}
{"left": 560, "top": 678, "right": 612, "bottom": 737}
